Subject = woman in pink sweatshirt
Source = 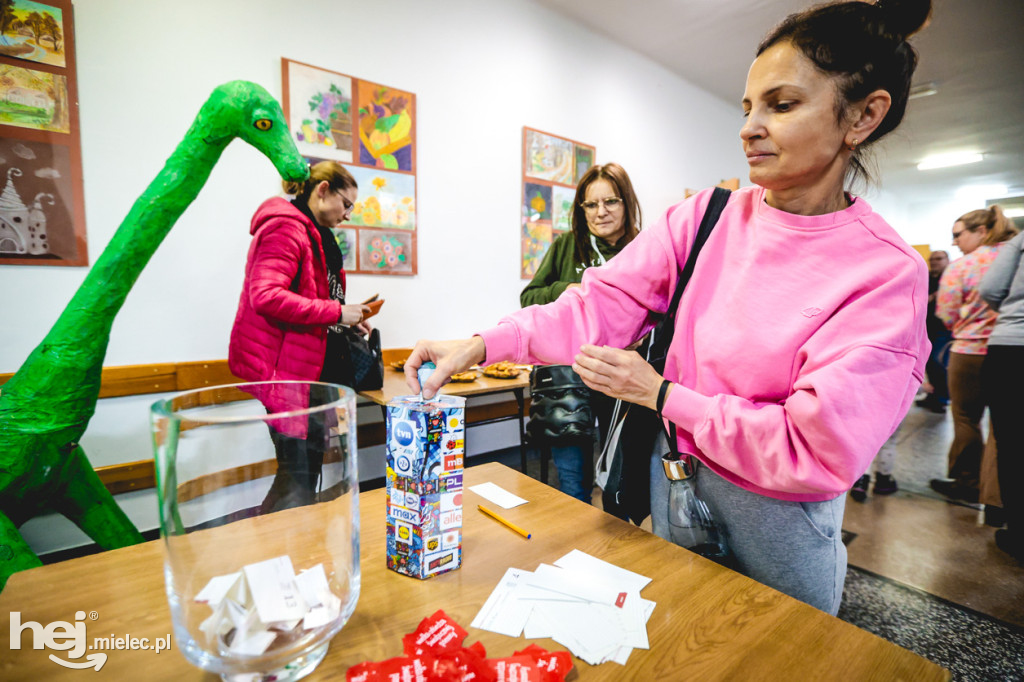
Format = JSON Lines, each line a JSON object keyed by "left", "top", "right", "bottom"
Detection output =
{"left": 408, "top": 0, "right": 932, "bottom": 614}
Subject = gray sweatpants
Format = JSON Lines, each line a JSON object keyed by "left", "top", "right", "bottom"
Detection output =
{"left": 650, "top": 433, "right": 847, "bottom": 615}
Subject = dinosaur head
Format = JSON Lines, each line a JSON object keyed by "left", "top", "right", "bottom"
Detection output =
{"left": 201, "top": 81, "right": 309, "bottom": 184}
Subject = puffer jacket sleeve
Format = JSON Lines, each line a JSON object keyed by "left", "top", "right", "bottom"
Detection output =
{"left": 248, "top": 218, "right": 342, "bottom": 326}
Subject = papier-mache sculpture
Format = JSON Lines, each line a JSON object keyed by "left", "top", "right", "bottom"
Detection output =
{"left": 0, "top": 81, "right": 309, "bottom": 590}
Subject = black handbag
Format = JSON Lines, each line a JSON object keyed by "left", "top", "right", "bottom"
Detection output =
{"left": 526, "top": 365, "right": 596, "bottom": 445}
{"left": 341, "top": 326, "right": 384, "bottom": 391}
{"left": 599, "top": 187, "right": 732, "bottom": 524}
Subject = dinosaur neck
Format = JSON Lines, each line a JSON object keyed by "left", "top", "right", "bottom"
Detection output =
{"left": 37, "top": 126, "right": 230, "bottom": 365}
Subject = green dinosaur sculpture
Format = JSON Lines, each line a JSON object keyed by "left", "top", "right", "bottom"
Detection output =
{"left": 0, "top": 81, "right": 309, "bottom": 590}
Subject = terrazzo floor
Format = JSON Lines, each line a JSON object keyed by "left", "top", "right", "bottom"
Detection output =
{"left": 838, "top": 566, "right": 1023, "bottom": 681}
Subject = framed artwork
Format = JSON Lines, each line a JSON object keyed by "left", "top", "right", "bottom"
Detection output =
{"left": 551, "top": 185, "right": 574, "bottom": 232}
{"left": 329, "top": 226, "right": 358, "bottom": 270}
{"left": 358, "top": 228, "right": 414, "bottom": 274}
{"left": 0, "top": 64, "right": 68, "bottom": 132}
{"left": 525, "top": 129, "right": 574, "bottom": 185}
{"left": 523, "top": 182, "right": 552, "bottom": 223}
{"left": 0, "top": 0, "right": 66, "bottom": 67}
{"left": 283, "top": 60, "right": 353, "bottom": 163}
{"left": 356, "top": 80, "right": 414, "bottom": 172}
{"left": 283, "top": 58, "right": 417, "bottom": 275}
{"left": 521, "top": 220, "right": 552, "bottom": 280}
{"left": 0, "top": 0, "right": 86, "bottom": 266}
{"left": 343, "top": 164, "right": 415, "bottom": 230}
{"left": 520, "top": 127, "right": 594, "bottom": 279}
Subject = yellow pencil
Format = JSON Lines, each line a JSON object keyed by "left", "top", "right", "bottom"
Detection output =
{"left": 478, "top": 504, "right": 532, "bottom": 539}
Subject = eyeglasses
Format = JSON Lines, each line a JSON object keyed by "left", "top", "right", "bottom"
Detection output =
{"left": 580, "top": 197, "right": 623, "bottom": 213}
{"left": 335, "top": 190, "right": 355, "bottom": 217}
{"left": 951, "top": 227, "right": 975, "bottom": 241}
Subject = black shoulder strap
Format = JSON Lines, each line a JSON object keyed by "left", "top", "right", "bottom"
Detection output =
{"left": 648, "top": 187, "right": 731, "bottom": 372}
{"left": 669, "top": 187, "right": 731, "bottom": 320}
{"left": 651, "top": 186, "right": 731, "bottom": 458}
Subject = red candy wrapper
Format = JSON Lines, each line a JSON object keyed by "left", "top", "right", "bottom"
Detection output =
{"left": 347, "top": 610, "right": 572, "bottom": 682}
{"left": 404, "top": 610, "right": 469, "bottom": 655}
{"left": 486, "top": 655, "right": 545, "bottom": 682}
{"left": 514, "top": 645, "right": 575, "bottom": 681}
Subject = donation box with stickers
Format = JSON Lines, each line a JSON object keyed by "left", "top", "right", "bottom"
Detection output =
{"left": 385, "top": 394, "right": 466, "bottom": 579}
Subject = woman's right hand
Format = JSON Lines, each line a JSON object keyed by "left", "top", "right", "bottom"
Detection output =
{"left": 339, "top": 304, "right": 371, "bottom": 326}
{"left": 404, "top": 337, "right": 486, "bottom": 398}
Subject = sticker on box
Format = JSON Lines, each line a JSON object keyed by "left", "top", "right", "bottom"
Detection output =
{"left": 385, "top": 394, "right": 466, "bottom": 580}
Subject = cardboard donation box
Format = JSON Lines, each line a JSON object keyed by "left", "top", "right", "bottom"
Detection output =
{"left": 385, "top": 394, "right": 466, "bottom": 579}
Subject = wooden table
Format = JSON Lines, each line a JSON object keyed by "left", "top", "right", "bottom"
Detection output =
{"left": 359, "top": 366, "right": 531, "bottom": 471}
{"left": 0, "top": 463, "right": 948, "bottom": 681}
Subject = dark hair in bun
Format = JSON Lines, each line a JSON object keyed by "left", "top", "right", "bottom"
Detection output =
{"left": 758, "top": 0, "right": 932, "bottom": 184}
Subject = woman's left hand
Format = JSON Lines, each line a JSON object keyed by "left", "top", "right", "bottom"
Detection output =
{"left": 572, "top": 344, "right": 666, "bottom": 411}
{"left": 355, "top": 320, "right": 373, "bottom": 336}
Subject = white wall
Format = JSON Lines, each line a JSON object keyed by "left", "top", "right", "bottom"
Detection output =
{"left": 1, "top": 0, "right": 746, "bottom": 369}
{"left": 3, "top": 0, "right": 746, "bottom": 554}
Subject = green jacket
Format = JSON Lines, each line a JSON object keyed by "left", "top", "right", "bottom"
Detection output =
{"left": 520, "top": 232, "right": 626, "bottom": 307}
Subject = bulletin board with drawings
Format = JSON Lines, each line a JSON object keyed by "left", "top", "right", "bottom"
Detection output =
{"left": 282, "top": 58, "right": 417, "bottom": 276}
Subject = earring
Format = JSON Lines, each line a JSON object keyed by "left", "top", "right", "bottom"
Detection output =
{"left": 847, "top": 138, "right": 860, "bottom": 152}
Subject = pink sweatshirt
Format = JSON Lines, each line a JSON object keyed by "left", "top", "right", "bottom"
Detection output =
{"left": 479, "top": 186, "right": 930, "bottom": 501}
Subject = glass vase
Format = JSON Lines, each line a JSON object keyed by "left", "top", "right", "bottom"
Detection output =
{"left": 151, "top": 381, "right": 359, "bottom": 681}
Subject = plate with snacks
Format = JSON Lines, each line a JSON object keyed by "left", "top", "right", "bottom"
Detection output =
{"left": 390, "top": 358, "right": 408, "bottom": 371}
{"left": 482, "top": 361, "right": 520, "bottom": 379}
{"left": 449, "top": 370, "right": 478, "bottom": 383}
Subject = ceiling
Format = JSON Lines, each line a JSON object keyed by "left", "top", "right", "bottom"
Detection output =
{"left": 533, "top": 0, "right": 1024, "bottom": 210}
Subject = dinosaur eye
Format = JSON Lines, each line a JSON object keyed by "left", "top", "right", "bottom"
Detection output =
{"left": 254, "top": 119, "right": 272, "bottom": 131}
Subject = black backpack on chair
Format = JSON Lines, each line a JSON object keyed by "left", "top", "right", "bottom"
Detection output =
{"left": 526, "top": 365, "right": 596, "bottom": 445}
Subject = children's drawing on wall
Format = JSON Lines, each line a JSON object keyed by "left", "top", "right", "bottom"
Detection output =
{"left": 344, "top": 164, "right": 415, "bottom": 230}
{"left": 0, "top": 0, "right": 65, "bottom": 67}
{"left": 360, "top": 229, "right": 413, "bottom": 274}
{"left": 574, "top": 144, "right": 594, "bottom": 184}
{"left": 0, "top": 137, "right": 72, "bottom": 259}
{"left": 520, "top": 127, "right": 594, "bottom": 279}
{"left": 285, "top": 58, "right": 418, "bottom": 275}
{"left": 357, "top": 80, "right": 414, "bottom": 172}
{"left": 0, "top": 63, "right": 69, "bottom": 133}
{"left": 525, "top": 129, "right": 574, "bottom": 185}
{"left": 521, "top": 219, "right": 552, "bottom": 279}
{"left": 331, "top": 226, "right": 356, "bottom": 269}
{"left": 284, "top": 59, "right": 353, "bottom": 163}
{"left": 523, "top": 182, "right": 552, "bottom": 223}
{"left": 552, "top": 185, "right": 574, "bottom": 233}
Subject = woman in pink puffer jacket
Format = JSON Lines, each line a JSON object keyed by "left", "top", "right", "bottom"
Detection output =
{"left": 229, "top": 161, "right": 370, "bottom": 511}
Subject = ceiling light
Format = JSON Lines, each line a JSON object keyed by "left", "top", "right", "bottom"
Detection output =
{"left": 908, "top": 82, "right": 939, "bottom": 100}
{"left": 917, "top": 152, "right": 983, "bottom": 171}
{"left": 1005, "top": 208, "right": 1024, "bottom": 219}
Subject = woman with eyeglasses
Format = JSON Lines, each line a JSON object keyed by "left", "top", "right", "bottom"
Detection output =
{"left": 931, "top": 206, "right": 1018, "bottom": 523}
{"left": 404, "top": 0, "right": 932, "bottom": 614}
{"left": 229, "top": 160, "right": 371, "bottom": 511}
{"left": 520, "top": 163, "right": 642, "bottom": 503}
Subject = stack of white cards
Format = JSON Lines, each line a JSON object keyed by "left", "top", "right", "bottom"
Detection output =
{"left": 471, "top": 550, "right": 655, "bottom": 665}
{"left": 193, "top": 555, "right": 341, "bottom": 656}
